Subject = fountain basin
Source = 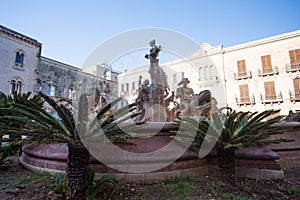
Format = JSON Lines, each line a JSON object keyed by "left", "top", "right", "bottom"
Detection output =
{"left": 20, "top": 122, "right": 300, "bottom": 182}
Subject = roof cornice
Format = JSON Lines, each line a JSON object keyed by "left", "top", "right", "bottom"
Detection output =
{"left": 0, "top": 25, "right": 42, "bottom": 47}
{"left": 224, "top": 30, "right": 300, "bottom": 53}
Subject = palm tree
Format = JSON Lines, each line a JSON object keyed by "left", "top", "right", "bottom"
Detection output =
{"left": 0, "top": 91, "right": 140, "bottom": 199}
{"left": 175, "top": 109, "right": 291, "bottom": 180}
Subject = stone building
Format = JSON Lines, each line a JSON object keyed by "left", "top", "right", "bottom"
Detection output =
{"left": 0, "top": 25, "right": 117, "bottom": 105}
{"left": 84, "top": 63, "right": 120, "bottom": 82}
{"left": 118, "top": 30, "right": 300, "bottom": 115}
{"left": 0, "top": 25, "right": 41, "bottom": 95}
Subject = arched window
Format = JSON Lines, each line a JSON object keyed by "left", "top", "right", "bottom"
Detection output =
{"left": 10, "top": 80, "right": 16, "bottom": 93}
{"left": 46, "top": 84, "right": 57, "bottom": 97}
{"left": 15, "top": 50, "right": 25, "bottom": 69}
{"left": 199, "top": 67, "right": 205, "bottom": 81}
{"left": 16, "top": 81, "right": 22, "bottom": 93}
{"left": 199, "top": 65, "right": 218, "bottom": 81}
{"left": 209, "top": 65, "right": 218, "bottom": 80}
{"left": 10, "top": 80, "right": 22, "bottom": 94}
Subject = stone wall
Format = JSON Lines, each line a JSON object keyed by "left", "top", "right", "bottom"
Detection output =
{"left": 35, "top": 57, "right": 118, "bottom": 104}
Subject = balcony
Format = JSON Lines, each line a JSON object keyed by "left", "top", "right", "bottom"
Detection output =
{"left": 289, "top": 91, "right": 300, "bottom": 102}
{"left": 258, "top": 66, "right": 278, "bottom": 76}
{"left": 236, "top": 96, "right": 255, "bottom": 105}
{"left": 260, "top": 92, "right": 283, "bottom": 104}
{"left": 198, "top": 76, "right": 219, "bottom": 87}
{"left": 14, "top": 62, "right": 24, "bottom": 70}
{"left": 234, "top": 70, "right": 252, "bottom": 80}
{"left": 120, "top": 91, "right": 129, "bottom": 96}
{"left": 286, "top": 63, "right": 300, "bottom": 72}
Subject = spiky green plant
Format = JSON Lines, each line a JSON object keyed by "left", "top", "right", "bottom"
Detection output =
{"left": 0, "top": 92, "right": 44, "bottom": 164}
{"left": 0, "top": 91, "right": 140, "bottom": 199}
{"left": 85, "top": 167, "right": 117, "bottom": 200}
{"left": 175, "top": 109, "right": 291, "bottom": 180}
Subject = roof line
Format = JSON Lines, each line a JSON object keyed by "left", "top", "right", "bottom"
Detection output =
{"left": 0, "top": 24, "right": 42, "bottom": 46}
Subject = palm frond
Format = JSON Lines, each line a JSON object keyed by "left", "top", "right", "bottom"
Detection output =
{"left": 39, "top": 92, "right": 76, "bottom": 139}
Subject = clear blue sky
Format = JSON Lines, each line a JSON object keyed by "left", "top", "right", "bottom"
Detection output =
{"left": 1, "top": 0, "right": 299, "bottom": 68}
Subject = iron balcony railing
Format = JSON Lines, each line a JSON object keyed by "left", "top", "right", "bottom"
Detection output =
{"left": 258, "top": 66, "right": 278, "bottom": 76}
{"left": 260, "top": 92, "right": 283, "bottom": 103}
{"left": 234, "top": 70, "right": 252, "bottom": 80}
{"left": 289, "top": 91, "right": 300, "bottom": 101}
{"left": 286, "top": 63, "right": 300, "bottom": 72}
{"left": 236, "top": 96, "right": 255, "bottom": 105}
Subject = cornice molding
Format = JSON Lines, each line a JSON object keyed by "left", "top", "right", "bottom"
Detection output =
{"left": 224, "top": 30, "right": 300, "bottom": 53}
{"left": 0, "top": 25, "right": 42, "bottom": 47}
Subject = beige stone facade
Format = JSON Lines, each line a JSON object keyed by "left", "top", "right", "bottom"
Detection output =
{"left": 118, "top": 30, "right": 300, "bottom": 115}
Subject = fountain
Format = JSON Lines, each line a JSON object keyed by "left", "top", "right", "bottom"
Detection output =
{"left": 20, "top": 40, "right": 300, "bottom": 182}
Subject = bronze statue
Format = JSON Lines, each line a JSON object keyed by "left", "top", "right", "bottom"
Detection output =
{"left": 145, "top": 40, "right": 169, "bottom": 90}
{"left": 176, "top": 78, "right": 194, "bottom": 115}
{"left": 133, "top": 40, "right": 215, "bottom": 121}
{"left": 135, "top": 79, "right": 151, "bottom": 122}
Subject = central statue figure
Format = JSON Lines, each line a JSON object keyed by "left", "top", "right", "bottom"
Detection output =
{"left": 145, "top": 39, "right": 169, "bottom": 90}
{"left": 135, "top": 39, "right": 213, "bottom": 122}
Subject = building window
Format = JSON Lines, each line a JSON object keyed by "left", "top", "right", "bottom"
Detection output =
{"left": 126, "top": 83, "right": 129, "bottom": 92}
{"left": 239, "top": 84, "right": 250, "bottom": 102}
{"left": 132, "top": 82, "right": 135, "bottom": 91}
{"left": 264, "top": 81, "right": 276, "bottom": 100}
{"left": 104, "top": 84, "right": 110, "bottom": 93}
{"left": 199, "top": 65, "right": 218, "bottom": 81}
{"left": 288, "top": 49, "right": 300, "bottom": 70}
{"left": 199, "top": 67, "right": 205, "bottom": 81}
{"left": 46, "top": 85, "right": 51, "bottom": 95}
{"left": 36, "top": 79, "right": 42, "bottom": 91}
{"left": 290, "top": 78, "right": 300, "bottom": 101}
{"left": 294, "top": 78, "right": 300, "bottom": 97}
{"left": 15, "top": 51, "right": 24, "bottom": 69}
{"left": 261, "top": 55, "right": 272, "bottom": 68}
{"left": 261, "top": 81, "right": 282, "bottom": 103}
{"left": 69, "top": 88, "right": 75, "bottom": 99}
{"left": 46, "top": 84, "right": 56, "bottom": 96}
{"left": 261, "top": 55, "right": 272, "bottom": 71}
{"left": 234, "top": 59, "right": 252, "bottom": 79}
{"left": 258, "top": 55, "right": 278, "bottom": 76}
{"left": 10, "top": 80, "right": 22, "bottom": 94}
{"left": 173, "top": 72, "right": 184, "bottom": 88}
{"left": 237, "top": 60, "right": 246, "bottom": 73}
{"left": 236, "top": 84, "right": 255, "bottom": 105}
{"left": 50, "top": 85, "right": 57, "bottom": 96}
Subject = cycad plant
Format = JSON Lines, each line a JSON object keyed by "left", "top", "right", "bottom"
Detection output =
{"left": 0, "top": 91, "right": 140, "bottom": 199}
{"left": 175, "top": 109, "right": 291, "bottom": 180}
{"left": 85, "top": 167, "right": 117, "bottom": 200}
{"left": 0, "top": 92, "right": 44, "bottom": 164}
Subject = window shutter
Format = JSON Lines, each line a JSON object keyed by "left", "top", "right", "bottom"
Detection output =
{"left": 237, "top": 60, "right": 246, "bottom": 73}
{"left": 264, "top": 81, "right": 276, "bottom": 100}
{"left": 239, "top": 84, "right": 249, "bottom": 102}
{"left": 296, "top": 49, "right": 300, "bottom": 63}
{"left": 293, "top": 78, "right": 300, "bottom": 95}
{"left": 289, "top": 49, "right": 300, "bottom": 64}
{"left": 261, "top": 55, "right": 272, "bottom": 69}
